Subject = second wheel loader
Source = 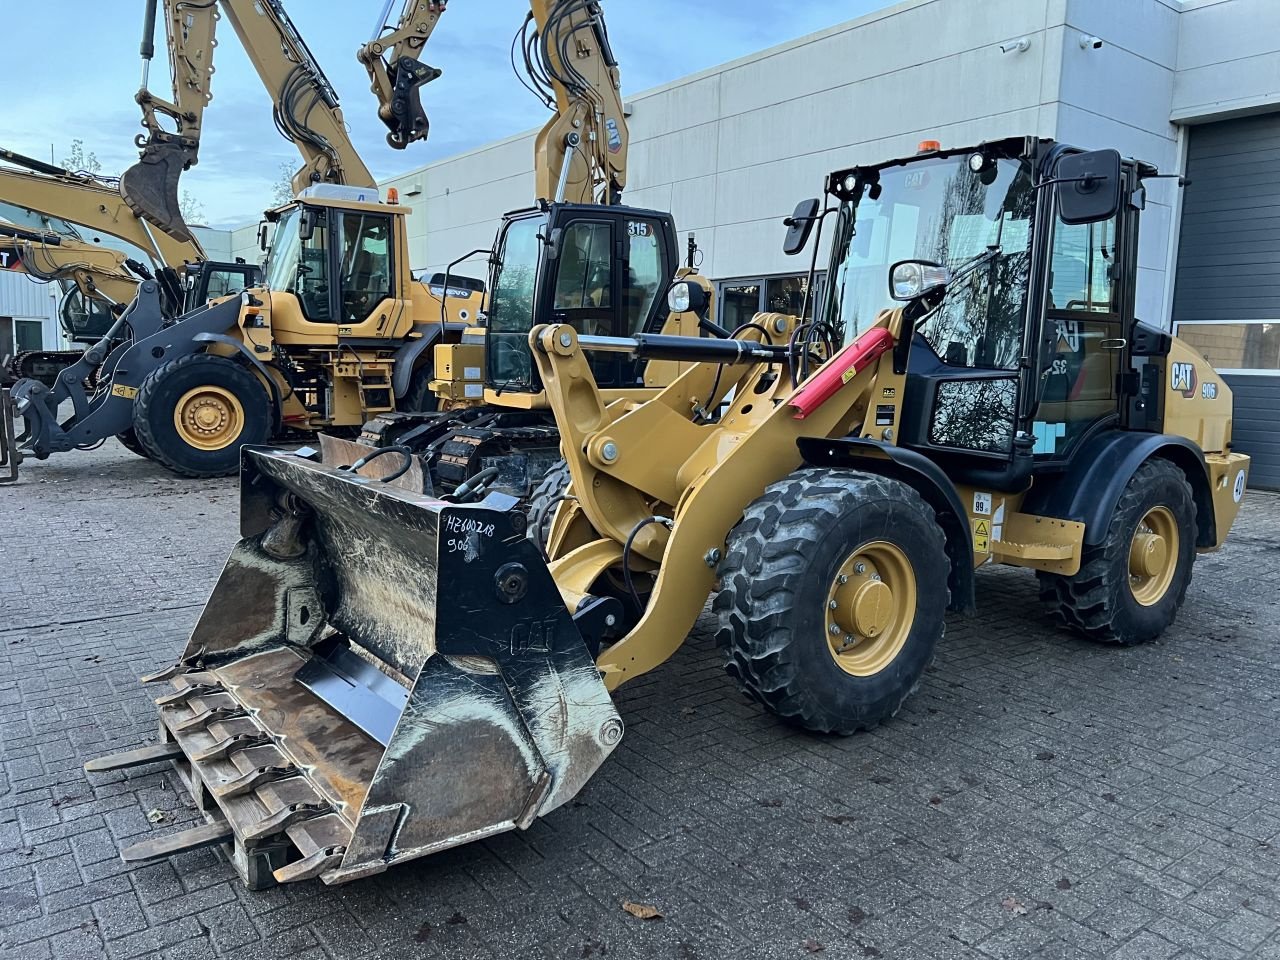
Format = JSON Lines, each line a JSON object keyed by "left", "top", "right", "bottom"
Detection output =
{"left": 89, "top": 136, "right": 1248, "bottom": 889}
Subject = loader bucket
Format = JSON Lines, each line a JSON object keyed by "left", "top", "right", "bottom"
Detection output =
{"left": 87, "top": 446, "right": 622, "bottom": 888}
{"left": 119, "top": 142, "right": 195, "bottom": 244}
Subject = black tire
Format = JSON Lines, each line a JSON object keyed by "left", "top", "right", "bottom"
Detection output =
{"left": 401, "top": 363, "right": 438, "bottom": 414}
{"left": 526, "top": 459, "right": 571, "bottom": 551}
{"left": 713, "top": 469, "right": 950, "bottom": 735}
{"left": 115, "top": 428, "right": 149, "bottom": 459}
{"left": 1038, "top": 458, "right": 1196, "bottom": 645}
{"left": 132, "top": 353, "right": 272, "bottom": 478}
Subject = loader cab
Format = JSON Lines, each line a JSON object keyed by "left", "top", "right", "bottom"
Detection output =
{"left": 814, "top": 137, "right": 1146, "bottom": 491}
{"left": 262, "top": 187, "right": 410, "bottom": 343}
{"left": 485, "top": 202, "right": 679, "bottom": 392}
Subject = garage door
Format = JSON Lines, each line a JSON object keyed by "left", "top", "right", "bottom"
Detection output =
{"left": 1173, "top": 113, "right": 1280, "bottom": 490}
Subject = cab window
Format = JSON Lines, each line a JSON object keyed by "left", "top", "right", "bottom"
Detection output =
{"left": 339, "top": 213, "right": 394, "bottom": 322}
{"left": 622, "top": 219, "right": 663, "bottom": 335}
{"left": 554, "top": 222, "right": 612, "bottom": 310}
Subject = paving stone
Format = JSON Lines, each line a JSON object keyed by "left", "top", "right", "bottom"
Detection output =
{"left": 3, "top": 443, "right": 1279, "bottom": 958}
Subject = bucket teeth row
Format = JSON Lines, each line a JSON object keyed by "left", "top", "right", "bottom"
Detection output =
{"left": 212, "top": 763, "right": 299, "bottom": 800}
{"left": 191, "top": 731, "right": 272, "bottom": 763}
{"left": 243, "top": 801, "right": 330, "bottom": 842}
{"left": 140, "top": 657, "right": 203, "bottom": 684}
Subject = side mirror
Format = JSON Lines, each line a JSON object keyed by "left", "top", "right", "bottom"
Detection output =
{"left": 257, "top": 221, "right": 269, "bottom": 252}
{"left": 889, "top": 260, "right": 950, "bottom": 302}
{"left": 667, "top": 280, "right": 709, "bottom": 316}
{"left": 1056, "top": 149, "right": 1122, "bottom": 225}
{"left": 782, "top": 198, "right": 820, "bottom": 256}
{"left": 298, "top": 207, "right": 318, "bottom": 242}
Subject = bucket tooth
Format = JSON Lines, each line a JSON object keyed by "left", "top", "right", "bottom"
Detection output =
{"left": 174, "top": 703, "right": 248, "bottom": 733}
{"left": 155, "top": 681, "right": 223, "bottom": 707}
{"left": 140, "top": 657, "right": 203, "bottom": 684}
{"left": 191, "top": 731, "right": 272, "bottom": 763}
{"left": 211, "top": 763, "right": 299, "bottom": 800}
{"left": 272, "top": 845, "right": 346, "bottom": 885}
{"left": 242, "top": 801, "right": 330, "bottom": 842}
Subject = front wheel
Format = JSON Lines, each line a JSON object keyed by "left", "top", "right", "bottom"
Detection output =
{"left": 133, "top": 353, "right": 272, "bottom": 478}
{"left": 1038, "top": 457, "right": 1196, "bottom": 644}
{"left": 713, "top": 469, "right": 950, "bottom": 735}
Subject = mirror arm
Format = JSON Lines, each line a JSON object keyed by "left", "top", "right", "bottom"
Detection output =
{"left": 1034, "top": 174, "right": 1109, "bottom": 191}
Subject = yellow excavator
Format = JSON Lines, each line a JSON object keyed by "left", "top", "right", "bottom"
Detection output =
{"left": 86, "top": 136, "right": 1249, "bottom": 889}
{"left": 0, "top": 148, "right": 258, "bottom": 387}
{"left": 352, "top": 0, "right": 718, "bottom": 500}
{"left": 3, "top": 0, "right": 480, "bottom": 479}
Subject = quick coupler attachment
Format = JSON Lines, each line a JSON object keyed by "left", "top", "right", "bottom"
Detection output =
{"left": 87, "top": 446, "right": 622, "bottom": 889}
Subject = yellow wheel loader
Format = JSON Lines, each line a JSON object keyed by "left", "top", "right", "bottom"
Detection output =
{"left": 85, "top": 139, "right": 1249, "bottom": 885}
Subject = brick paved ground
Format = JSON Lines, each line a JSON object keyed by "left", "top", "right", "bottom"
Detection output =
{"left": 1, "top": 442, "right": 1278, "bottom": 960}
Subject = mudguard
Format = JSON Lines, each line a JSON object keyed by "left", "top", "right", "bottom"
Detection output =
{"left": 391, "top": 322, "right": 468, "bottom": 398}
{"left": 87, "top": 447, "right": 620, "bottom": 888}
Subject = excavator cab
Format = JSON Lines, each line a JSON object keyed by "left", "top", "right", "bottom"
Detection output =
{"left": 485, "top": 202, "right": 680, "bottom": 393}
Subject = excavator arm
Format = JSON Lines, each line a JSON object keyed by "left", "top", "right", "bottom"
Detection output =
{"left": 0, "top": 226, "right": 141, "bottom": 310}
{"left": 121, "top": 0, "right": 376, "bottom": 243}
{"left": 0, "top": 148, "right": 204, "bottom": 269}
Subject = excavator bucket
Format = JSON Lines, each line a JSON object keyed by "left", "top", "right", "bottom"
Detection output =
{"left": 119, "top": 143, "right": 194, "bottom": 244}
{"left": 87, "top": 446, "right": 622, "bottom": 888}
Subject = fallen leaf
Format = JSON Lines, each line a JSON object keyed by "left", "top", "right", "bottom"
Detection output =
{"left": 446, "top": 911, "right": 467, "bottom": 925}
{"left": 929, "top": 795, "right": 943, "bottom": 806}
{"left": 581, "top": 939, "right": 606, "bottom": 958}
{"left": 621, "top": 901, "right": 662, "bottom": 920}
{"left": 146, "top": 809, "right": 167, "bottom": 824}
{"left": 680, "top": 707, "right": 696, "bottom": 717}
{"left": 413, "top": 922, "right": 432, "bottom": 943}
{"left": 823, "top": 814, "right": 856, "bottom": 826}
{"left": 758, "top": 798, "right": 784, "bottom": 808}
{"left": 1001, "top": 896, "right": 1029, "bottom": 916}
{"left": 1056, "top": 878, "right": 1072, "bottom": 891}
{"left": 791, "top": 897, "right": 811, "bottom": 911}
{"left": 847, "top": 906, "right": 868, "bottom": 926}
{"left": 869, "top": 775, "right": 893, "bottom": 785}
{"left": 802, "top": 939, "right": 824, "bottom": 953}
{"left": 1101, "top": 792, "right": 1118, "bottom": 803}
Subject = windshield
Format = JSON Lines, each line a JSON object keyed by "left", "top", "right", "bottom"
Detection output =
{"left": 486, "top": 214, "right": 546, "bottom": 388}
{"left": 823, "top": 155, "right": 1036, "bottom": 370}
{"left": 263, "top": 208, "right": 302, "bottom": 292}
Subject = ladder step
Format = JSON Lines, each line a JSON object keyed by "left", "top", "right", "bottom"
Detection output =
{"left": 83, "top": 741, "right": 184, "bottom": 773}
{"left": 121, "top": 821, "right": 233, "bottom": 863}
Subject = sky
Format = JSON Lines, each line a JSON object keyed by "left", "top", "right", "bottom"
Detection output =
{"left": 0, "top": 0, "right": 893, "bottom": 228}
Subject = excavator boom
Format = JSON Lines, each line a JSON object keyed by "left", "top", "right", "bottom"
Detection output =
{"left": 122, "top": 0, "right": 376, "bottom": 242}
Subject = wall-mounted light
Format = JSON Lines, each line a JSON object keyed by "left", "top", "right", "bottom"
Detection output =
{"left": 1079, "top": 34, "right": 1104, "bottom": 50}
{"left": 999, "top": 37, "right": 1031, "bottom": 54}
{"left": 404, "top": 182, "right": 422, "bottom": 197}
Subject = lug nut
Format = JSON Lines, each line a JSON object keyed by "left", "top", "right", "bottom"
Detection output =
{"left": 829, "top": 600, "right": 838, "bottom": 610}
{"left": 854, "top": 563, "right": 866, "bottom": 574}
{"left": 828, "top": 623, "right": 841, "bottom": 636}
{"left": 704, "top": 548, "right": 722, "bottom": 567}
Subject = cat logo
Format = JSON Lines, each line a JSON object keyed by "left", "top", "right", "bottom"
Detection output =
{"left": 1170, "top": 361, "right": 1197, "bottom": 398}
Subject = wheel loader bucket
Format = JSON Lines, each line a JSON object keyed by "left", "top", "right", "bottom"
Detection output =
{"left": 119, "top": 143, "right": 195, "bottom": 244}
{"left": 86, "top": 446, "right": 622, "bottom": 888}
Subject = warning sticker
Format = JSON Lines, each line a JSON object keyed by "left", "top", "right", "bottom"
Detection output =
{"left": 972, "top": 518, "right": 991, "bottom": 553}
{"left": 110, "top": 383, "right": 139, "bottom": 400}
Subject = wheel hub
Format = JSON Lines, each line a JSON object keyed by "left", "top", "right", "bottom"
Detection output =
{"left": 173, "top": 386, "right": 244, "bottom": 451}
{"left": 825, "top": 542, "right": 917, "bottom": 677}
{"left": 1127, "top": 505, "right": 1179, "bottom": 607}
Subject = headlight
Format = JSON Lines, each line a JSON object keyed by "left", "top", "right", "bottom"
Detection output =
{"left": 667, "top": 281, "right": 691, "bottom": 313}
{"left": 889, "top": 261, "right": 951, "bottom": 301}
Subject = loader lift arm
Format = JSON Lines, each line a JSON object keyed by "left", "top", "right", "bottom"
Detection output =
{"left": 122, "top": 0, "right": 376, "bottom": 243}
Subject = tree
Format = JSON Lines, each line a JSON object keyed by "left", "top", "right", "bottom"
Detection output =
{"left": 271, "top": 161, "right": 295, "bottom": 206}
{"left": 179, "top": 190, "right": 206, "bottom": 225}
{"left": 62, "top": 139, "right": 103, "bottom": 177}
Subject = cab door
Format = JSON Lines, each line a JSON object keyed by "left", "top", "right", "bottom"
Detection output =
{"left": 333, "top": 209, "right": 399, "bottom": 338}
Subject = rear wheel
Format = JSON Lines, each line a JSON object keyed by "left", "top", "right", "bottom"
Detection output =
{"left": 133, "top": 353, "right": 272, "bottom": 478}
{"left": 1038, "top": 458, "right": 1196, "bottom": 644}
{"left": 713, "top": 469, "right": 949, "bottom": 735}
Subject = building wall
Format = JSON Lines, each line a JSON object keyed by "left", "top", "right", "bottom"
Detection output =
{"left": 0, "top": 270, "right": 61, "bottom": 351}
{"left": 1174, "top": 0, "right": 1280, "bottom": 123}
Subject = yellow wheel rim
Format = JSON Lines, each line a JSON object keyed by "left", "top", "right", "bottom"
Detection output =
{"left": 1128, "top": 505, "right": 1179, "bottom": 606}
{"left": 825, "top": 541, "right": 917, "bottom": 676}
{"left": 172, "top": 385, "right": 244, "bottom": 451}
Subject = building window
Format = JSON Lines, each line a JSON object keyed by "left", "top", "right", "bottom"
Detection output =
{"left": 715, "top": 272, "right": 824, "bottom": 332}
{"left": 1174, "top": 320, "right": 1280, "bottom": 375}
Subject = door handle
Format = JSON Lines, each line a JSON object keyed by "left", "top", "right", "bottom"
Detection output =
{"left": 1100, "top": 339, "right": 1127, "bottom": 350}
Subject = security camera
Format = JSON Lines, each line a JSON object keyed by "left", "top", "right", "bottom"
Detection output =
{"left": 999, "top": 37, "right": 1031, "bottom": 54}
{"left": 1079, "top": 34, "right": 1103, "bottom": 50}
